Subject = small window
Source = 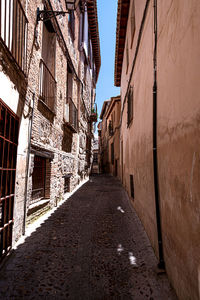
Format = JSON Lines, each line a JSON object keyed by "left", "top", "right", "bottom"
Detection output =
{"left": 127, "top": 86, "right": 133, "bottom": 127}
{"left": 126, "top": 40, "right": 129, "bottom": 74}
{"left": 62, "top": 126, "right": 73, "bottom": 152}
{"left": 31, "top": 156, "right": 51, "bottom": 204}
{"left": 64, "top": 177, "right": 70, "bottom": 193}
{"left": 130, "top": 0, "right": 136, "bottom": 48}
{"left": 130, "top": 174, "right": 134, "bottom": 199}
{"left": 67, "top": 65, "right": 73, "bottom": 100}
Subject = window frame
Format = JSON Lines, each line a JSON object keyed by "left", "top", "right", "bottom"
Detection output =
{"left": 127, "top": 86, "right": 133, "bottom": 127}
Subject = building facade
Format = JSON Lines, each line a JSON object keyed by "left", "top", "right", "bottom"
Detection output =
{"left": 114, "top": 0, "right": 200, "bottom": 299}
{"left": 99, "top": 96, "right": 121, "bottom": 177}
{"left": 0, "top": 0, "right": 100, "bottom": 261}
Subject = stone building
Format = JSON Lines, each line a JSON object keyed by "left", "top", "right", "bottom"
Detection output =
{"left": 114, "top": 0, "right": 200, "bottom": 299}
{"left": 99, "top": 99, "right": 110, "bottom": 173}
{"left": 99, "top": 96, "right": 121, "bottom": 177}
{"left": 0, "top": 0, "right": 100, "bottom": 262}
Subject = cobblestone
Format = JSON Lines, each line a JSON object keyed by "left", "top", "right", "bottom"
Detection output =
{"left": 0, "top": 175, "right": 177, "bottom": 299}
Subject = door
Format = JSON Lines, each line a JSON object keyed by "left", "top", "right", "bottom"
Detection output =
{"left": 0, "top": 98, "right": 19, "bottom": 261}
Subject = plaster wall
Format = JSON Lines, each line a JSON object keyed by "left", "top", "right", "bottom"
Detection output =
{"left": 156, "top": 1, "right": 200, "bottom": 299}
{"left": 120, "top": 0, "right": 158, "bottom": 254}
{"left": 119, "top": 0, "right": 200, "bottom": 299}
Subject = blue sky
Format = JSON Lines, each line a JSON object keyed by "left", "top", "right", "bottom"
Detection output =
{"left": 96, "top": 0, "right": 120, "bottom": 118}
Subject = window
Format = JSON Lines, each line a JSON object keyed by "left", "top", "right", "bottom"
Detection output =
{"left": 39, "top": 19, "right": 56, "bottom": 112}
{"left": 64, "top": 66, "right": 78, "bottom": 132}
{"left": 67, "top": 65, "right": 73, "bottom": 100}
{"left": 64, "top": 175, "right": 71, "bottom": 193}
{"left": 0, "top": 98, "right": 19, "bottom": 260}
{"left": 62, "top": 126, "right": 73, "bottom": 153}
{"left": 126, "top": 40, "right": 129, "bottom": 74}
{"left": 130, "top": 174, "right": 134, "bottom": 199}
{"left": 127, "top": 86, "right": 133, "bottom": 126}
{"left": 31, "top": 156, "right": 51, "bottom": 204}
{"left": 83, "top": 8, "right": 89, "bottom": 56}
{"left": 0, "top": 0, "right": 28, "bottom": 72}
{"left": 111, "top": 143, "right": 114, "bottom": 165}
{"left": 130, "top": 0, "right": 136, "bottom": 48}
{"left": 68, "top": 10, "right": 75, "bottom": 40}
{"left": 93, "top": 152, "right": 98, "bottom": 164}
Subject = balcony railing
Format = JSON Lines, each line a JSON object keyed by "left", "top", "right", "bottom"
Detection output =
{"left": 90, "top": 103, "right": 98, "bottom": 122}
{"left": 0, "top": 0, "right": 28, "bottom": 73}
{"left": 64, "top": 97, "right": 78, "bottom": 132}
{"left": 39, "top": 59, "right": 56, "bottom": 113}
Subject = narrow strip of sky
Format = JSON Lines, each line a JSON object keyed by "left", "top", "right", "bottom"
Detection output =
{"left": 96, "top": 0, "right": 120, "bottom": 118}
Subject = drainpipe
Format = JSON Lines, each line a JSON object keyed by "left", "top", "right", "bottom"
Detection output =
{"left": 22, "top": 92, "right": 35, "bottom": 235}
{"left": 153, "top": 0, "right": 165, "bottom": 269}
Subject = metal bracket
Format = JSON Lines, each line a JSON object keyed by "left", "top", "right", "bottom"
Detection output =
{"left": 36, "top": 8, "right": 68, "bottom": 23}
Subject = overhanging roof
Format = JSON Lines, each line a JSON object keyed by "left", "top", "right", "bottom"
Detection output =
{"left": 87, "top": 0, "right": 101, "bottom": 81}
{"left": 114, "top": 0, "right": 130, "bottom": 87}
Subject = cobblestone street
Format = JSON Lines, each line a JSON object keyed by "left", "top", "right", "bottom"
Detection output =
{"left": 0, "top": 175, "right": 177, "bottom": 299}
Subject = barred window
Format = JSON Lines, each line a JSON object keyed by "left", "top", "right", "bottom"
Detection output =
{"left": 127, "top": 86, "right": 133, "bottom": 127}
{"left": 0, "top": 0, "right": 28, "bottom": 73}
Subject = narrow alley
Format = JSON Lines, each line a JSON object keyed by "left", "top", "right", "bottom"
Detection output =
{"left": 0, "top": 175, "right": 176, "bottom": 299}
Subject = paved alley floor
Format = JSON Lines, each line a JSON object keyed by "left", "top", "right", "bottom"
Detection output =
{"left": 0, "top": 175, "right": 177, "bottom": 299}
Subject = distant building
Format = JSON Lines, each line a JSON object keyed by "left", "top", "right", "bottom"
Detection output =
{"left": 114, "top": 0, "right": 200, "bottom": 299}
{"left": 0, "top": 0, "right": 100, "bottom": 261}
{"left": 99, "top": 96, "right": 121, "bottom": 177}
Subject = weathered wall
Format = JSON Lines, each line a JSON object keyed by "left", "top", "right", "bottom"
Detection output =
{"left": 119, "top": 0, "right": 200, "bottom": 299}
{"left": 157, "top": 1, "right": 200, "bottom": 299}
{"left": 120, "top": 0, "right": 158, "bottom": 254}
{"left": 0, "top": 20, "right": 29, "bottom": 243}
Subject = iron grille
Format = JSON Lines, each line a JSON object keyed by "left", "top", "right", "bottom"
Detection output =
{"left": 39, "top": 59, "right": 56, "bottom": 112}
{"left": 64, "top": 97, "right": 78, "bottom": 132}
{"left": 0, "top": 0, "right": 28, "bottom": 73}
{"left": 0, "top": 98, "right": 19, "bottom": 261}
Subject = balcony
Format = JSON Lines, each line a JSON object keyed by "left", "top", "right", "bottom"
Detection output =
{"left": 0, "top": 0, "right": 28, "bottom": 73}
{"left": 64, "top": 97, "right": 78, "bottom": 132}
{"left": 39, "top": 59, "right": 56, "bottom": 113}
{"left": 90, "top": 103, "right": 98, "bottom": 122}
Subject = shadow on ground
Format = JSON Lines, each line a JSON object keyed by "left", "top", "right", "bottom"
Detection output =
{"left": 0, "top": 175, "right": 177, "bottom": 299}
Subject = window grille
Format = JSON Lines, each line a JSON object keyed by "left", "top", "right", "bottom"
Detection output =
{"left": 64, "top": 97, "right": 78, "bottom": 132}
{"left": 31, "top": 156, "right": 46, "bottom": 203}
{"left": 0, "top": 98, "right": 19, "bottom": 260}
{"left": 0, "top": 0, "right": 28, "bottom": 73}
{"left": 127, "top": 86, "right": 133, "bottom": 126}
{"left": 39, "top": 59, "right": 56, "bottom": 112}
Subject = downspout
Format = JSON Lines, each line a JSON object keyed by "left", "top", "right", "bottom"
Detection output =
{"left": 153, "top": 0, "right": 165, "bottom": 269}
{"left": 22, "top": 92, "right": 35, "bottom": 235}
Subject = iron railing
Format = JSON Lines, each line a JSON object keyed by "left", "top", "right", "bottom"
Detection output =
{"left": 90, "top": 103, "right": 97, "bottom": 122}
{"left": 64, "top": 97, "right": 78, "bottom": 132}
{"left": 39, "top": 59, "right": 56, "bottom": 113}
{"left": 0, "top": 0, "right": 28, "bottom": 73}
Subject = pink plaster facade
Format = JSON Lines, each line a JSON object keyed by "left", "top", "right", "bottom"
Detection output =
{"left": 115, "top": 0, "right": 200, "bottom": 299}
